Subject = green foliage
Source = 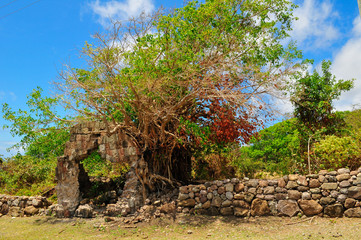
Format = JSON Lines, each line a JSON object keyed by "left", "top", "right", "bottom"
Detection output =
{"left": 229, "top": 119, "right": 300, "bottom": 176}
{"left": 0, "top": 155, "right": 56, "bottom": 196}
{"left": 249, "top": 119, "right": 300, "bottom": 173}
{"left": 81, "top": 151, "right": 129, "bottom": 178}
{"left": 2, "top": 87, "right": 70, "bottom": 158}
{"left": 291, "top": 60, "right": 353, "bottom": 139}
{"left": 314, "top": 135, "right": 361, "bottom": 171}
{"left": 344, "top": 108, "right": 361, "bottom": 132}
{"left": 228, "top": 146, "right": 264, "bottom": 178}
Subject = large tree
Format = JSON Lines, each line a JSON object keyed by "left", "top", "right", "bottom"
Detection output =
{"left": 55, "top": 0, "right": 302, "bottom": 189}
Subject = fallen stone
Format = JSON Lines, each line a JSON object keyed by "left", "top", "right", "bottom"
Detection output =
{"left": 75, "top": 204, "right": 93, "bottom": 218}
{"left": 160, "top": 203, "right": 176, "bottom": 214}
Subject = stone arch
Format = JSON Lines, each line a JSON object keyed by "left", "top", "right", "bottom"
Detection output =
{"left": 55, "top": 122, "right": 141, "bottom": 217}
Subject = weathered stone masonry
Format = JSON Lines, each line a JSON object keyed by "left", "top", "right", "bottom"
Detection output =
{"left": 55, "top": 121, "right": 141, "bottom": 217}
{"left": 177, "top": 168, "right": 361, "bottom": 218}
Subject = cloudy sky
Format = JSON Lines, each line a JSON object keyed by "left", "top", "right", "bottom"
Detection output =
{"left": 0, "top": 0, "right": 360, "bottom": 157}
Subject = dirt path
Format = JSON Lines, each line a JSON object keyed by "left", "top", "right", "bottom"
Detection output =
{"left": 0, "top": 215, "right": 360, "bottom": 239}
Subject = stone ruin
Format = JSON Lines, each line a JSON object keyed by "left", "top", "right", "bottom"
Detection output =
{"left": 55, "top": 121, "right": 143, "bottom": 217}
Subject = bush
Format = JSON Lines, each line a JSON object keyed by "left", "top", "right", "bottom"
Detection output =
{"left": 313, "top": 135, "right": 361, "bottom": 170}
{"left": 0, "top": 155, "right": 57, "bottom": 196}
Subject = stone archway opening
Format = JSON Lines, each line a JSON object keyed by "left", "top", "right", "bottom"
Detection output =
{"left": 55, "top": 122, "right": 142, "bottom": 217}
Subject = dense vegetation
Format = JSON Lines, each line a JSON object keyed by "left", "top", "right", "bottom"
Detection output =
{"left": 0, "top": 0, "right": 359, "bottom": 197}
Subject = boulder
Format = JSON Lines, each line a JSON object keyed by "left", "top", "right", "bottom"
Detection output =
{"left": 179, "top": 199, "right": 196, "bottom": 207}
{"left": 336, "top": 174, "right": 350, "bottom": 182}
{"left": 288, "top": 190, "right": 302, "bottom": 200}
{"left": 298, "top": 200, "right": 323, "bottom": 216}
{"left": 250, "top": 199, "right": 270, "bottom": 216}
{"left": 277, "top": 200, "right": 300, "bottom": 217}
{"left": 319, "top": 197, "right": 336, "bottom": 205}
{"left": 8, "top": 207, "right": 23, "bottom": 217}
{"left": 344, "top": 198, "right": 357, "bottom": 209}
{"left": 24, "top": 206, "right": 39, "bottom": 216}
{"left": 234, "top": 207, "right": 249, "bottom": 217}
{"left": 348, "top": 186, "right": 361, "bottom": 200}
{"left": 309, "top": 179, "right": 321, "bottom": 188}
{"left": 234, "top": 183, "right": 244, "bottom": 192}
{"left": 324, "top": 204, "right": 343, "bottom": 218}
{"left": 321, "top": 183, "right": 338, "bottom": 190}
{"left": 344, "top": 207, "right": 361, "bottom": 218}
{"left": 220, "top": 207, "right": 233, "bottom": 216}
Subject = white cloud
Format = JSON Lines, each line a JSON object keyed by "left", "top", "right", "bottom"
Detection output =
{"left": 0, "top": 91, "right": 16, "bottom": 101}
{"left": 89, "top": 0, "right": 155, "bottom": 27}
{"left": 292, "top": 0, "right": 340, "bottom": 50}
{"left": 332, "top": 17, "right": 361, "bottom": 111}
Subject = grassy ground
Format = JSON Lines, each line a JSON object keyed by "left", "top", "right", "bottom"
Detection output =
{"left": 0, "top": 214, "right": 360, "bottom": 240}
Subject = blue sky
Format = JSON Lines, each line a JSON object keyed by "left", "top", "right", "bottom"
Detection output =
{"left": 0, "top": 0, "right": 360, "bottom": 157}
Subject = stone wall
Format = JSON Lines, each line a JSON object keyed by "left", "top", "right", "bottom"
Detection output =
{"left": 177, "top": 168, "right": 361, "bottom": 218}
{"left": 0, "top": 195, "right": 51, "bottom": 217}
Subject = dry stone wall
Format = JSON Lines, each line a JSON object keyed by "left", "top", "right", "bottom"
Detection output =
{"left": 0, "top": 195, "right": 51, "bottom": 217}
{"left": 177, "top": 168, "right": 361, "bottom": 218}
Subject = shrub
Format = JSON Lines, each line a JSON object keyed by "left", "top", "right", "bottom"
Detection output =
{"left": 313, "top": 135, "right": 361, "bottom": 170}
{"left": 0, "top": 155, "right": 57, "bottom": 196}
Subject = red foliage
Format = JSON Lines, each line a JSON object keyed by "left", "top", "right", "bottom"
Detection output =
{"left": 205, "top": 99, "right": 258, "bottom": 144}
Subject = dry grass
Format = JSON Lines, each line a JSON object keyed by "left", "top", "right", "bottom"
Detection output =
{"left": 0, "top": 215, "right": 360, "bottom": 240}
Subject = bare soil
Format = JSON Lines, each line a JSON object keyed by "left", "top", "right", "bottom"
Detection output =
{"left": 0, "top": 214, "right": 360, "bottom": 239}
